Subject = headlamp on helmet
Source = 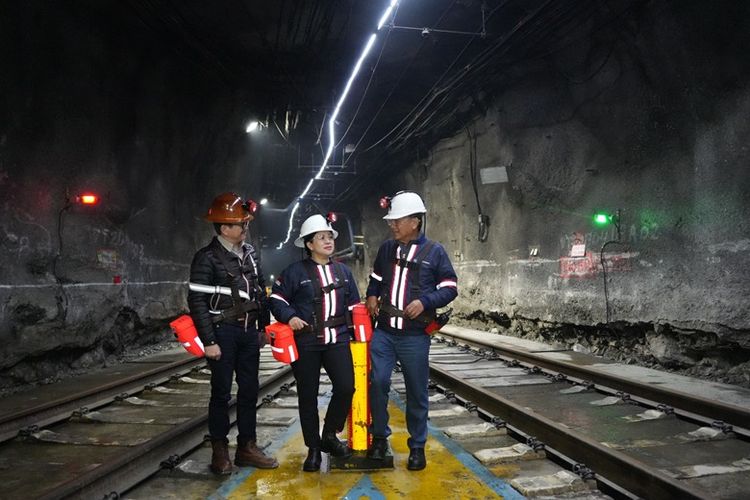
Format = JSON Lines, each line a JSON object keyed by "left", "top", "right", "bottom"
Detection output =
{"left": 381, "top": 191, "right": 427, "bottom": 220}
{"left": 205, "top": 192, "right": 255, "bottom": 223}
{"left": 244, "top": 199, "right": 258, "bottom": 215}
{"left": 294, "top": 214, "right": 339, "bottom": 248}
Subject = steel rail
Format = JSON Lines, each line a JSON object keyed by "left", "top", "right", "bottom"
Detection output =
{"left": 438, "top": 328, "right": 750, "bottom": 430}
{"left": 429, "top": 364, "right": 705, "bottom": 500}
{"left": 0, "top": 356, "right": 204, "bottom": 443}
{"left": 38, "top": 366, "right": 294, "bottom": 500}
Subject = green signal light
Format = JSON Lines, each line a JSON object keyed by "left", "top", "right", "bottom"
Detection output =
{"left": 593, "top": 213, "right": 612, "bottom": 226}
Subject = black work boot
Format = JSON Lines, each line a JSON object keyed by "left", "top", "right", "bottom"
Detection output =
{"left": 366, "top": 437, "right": 388, "bottom": 460}
{"left": 303, "top": 447, "right": 322, "bottom": 472}
{"left": 320, "top": 431, "right": 352, "bottom": 458}
{"left": 210, "top": 439, "right": 232, "bottom": 475}
{"left": 235, "top": 440, "right": 279, "bottom": 469}
{"left": 407, "top": 447, "right": 426, "bottom": 470}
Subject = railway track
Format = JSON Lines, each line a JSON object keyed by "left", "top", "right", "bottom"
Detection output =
{"left": 0, "top": 350, "right": 293, "bottom": 499}
{"left": 429, "top": 327, "right": 750, "bottom": 499}
{"left": 3, "top": 326, "right": 749, "bottom": 499}
{"left": 0, "top": 354, "right": 205, "bottom": 444}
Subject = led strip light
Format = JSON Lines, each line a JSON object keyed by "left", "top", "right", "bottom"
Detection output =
{"left": 276, "top": 0, "right": 399, "bottom": 249}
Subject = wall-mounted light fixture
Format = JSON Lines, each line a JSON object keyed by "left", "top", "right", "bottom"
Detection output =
{"left": 245, "top": 120, "right": 265, "bottom": 133}
{"left": 593, "top": 209, "right": 622, "bottom": 241}
{"left": 76, "top": 193, "right": 100, "bottom": 206}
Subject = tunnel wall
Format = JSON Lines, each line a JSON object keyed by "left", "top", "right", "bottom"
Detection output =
{"left": 357, "top": 2, "right": 750, "bottom": 383}
{"left": 0, "top": 3, "right": 261, "bottom": 387}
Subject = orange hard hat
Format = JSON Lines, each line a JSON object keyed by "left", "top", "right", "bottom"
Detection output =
{"left": 205, "top": 192, "right": 255, "bottom": 223}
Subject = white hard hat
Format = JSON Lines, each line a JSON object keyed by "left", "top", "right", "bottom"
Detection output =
{"left": 383, "top": 191, "right": 427, "bottom": 220}
{"left": 294, "top": 214, "right": 339, "bottom": 248}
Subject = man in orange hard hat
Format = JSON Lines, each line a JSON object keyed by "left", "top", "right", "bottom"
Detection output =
{"left": 187, "top": 192, "right": 278, "bottom": 474}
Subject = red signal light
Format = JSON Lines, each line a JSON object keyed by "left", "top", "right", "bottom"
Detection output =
{"left": 77, "top": 193, "right": 99, "bottom": 205}
{"left": 245, "top": 199, "right": 258, "bottom": 214}
{"left": 326, "top": 211, "right": 337, "bottom": 223}
{"left": 379, "top": 196, "right": 391, "bottom": 209}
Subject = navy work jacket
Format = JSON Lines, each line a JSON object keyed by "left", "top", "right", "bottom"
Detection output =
{"left": 270, "top": 258, "right": 361, "bottom": 347}
{"left": 366, "top": 233, "right": 458, "bottom": 334}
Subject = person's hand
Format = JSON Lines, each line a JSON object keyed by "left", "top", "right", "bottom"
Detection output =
{"left": 258, "top": 330, "right": 268, "bottom": 348}
{"left": 289, "top": 316, "right": 309, "bottom": 331}
{"left": 404, "top": 299, "right": 424, "bottom": 319}
{"left": 205, "top": 344, "right": 221, "bottom": 360}
{"left": 366, "top": 296, "right": 379, "bottom": 317}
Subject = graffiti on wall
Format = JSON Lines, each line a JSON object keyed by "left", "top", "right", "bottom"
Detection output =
{"left": 559, "top": 251, "right": 635, "bottom": 278}
{"left": 559, "top": 231, "right": 636, "bottom": 279}
{"left": 559, "top": 221, "right": 659, "bottom": 251}
{"left": 0, "top": 211, "right": 53, "bottom": 261}
{"left": 91, "top": 228, "right": 145, "bottom": 264}
{"left": 96, "top": 249, "right": 120, "bottom": 270}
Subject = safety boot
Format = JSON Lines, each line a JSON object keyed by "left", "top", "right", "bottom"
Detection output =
{"left": 303, "top": 447, "right": 322, "bottom": 472}
{"left": 320, "top": 431, "right": 352, "bottom": 458}
{"left": 210, "top": 439, "right": 232, "bottom": 475}
{"left": 407, "top": 447, "right": 426, "bottom": 470}
{"left": 235, "top": 440, "right": 279, "bottom": 469}
{"left": 366, "top": 437, "right": 389, "bottom": 460}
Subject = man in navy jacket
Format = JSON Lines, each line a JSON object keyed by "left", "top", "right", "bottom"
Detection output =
{"left": 365, "top": 191, "right": 458, "bottom": 470}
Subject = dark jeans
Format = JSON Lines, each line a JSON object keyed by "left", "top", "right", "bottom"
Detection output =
{"left": 207, "top": 322, "right": 260, "bottom": 447}
{"left": 369, "top": 328, "right": 431, "bottom": 449}
{"left": 291, "top": 342, "right": 355, "bottom": 448}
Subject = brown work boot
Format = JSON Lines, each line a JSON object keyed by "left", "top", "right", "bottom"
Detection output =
{"left": 235, "top": 440, "right": 279, "bottom": 469}
{"left": 210, "top": 439, "right": 232, "bottom": 475}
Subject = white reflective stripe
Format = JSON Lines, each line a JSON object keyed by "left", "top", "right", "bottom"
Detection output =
{"left": 324, "top": 265, "right": 337, "bottom": 342}
{"left": 370, "top": 272, "right": 383, "bottom": 282}
{"left": 436, "top": 280, "right": 457, "bottom": 289}
{"left": 270, "top": 293, "right": 289, "bottom": 305}
{"left": 395, "top": 245, "right": 418, "bottom": 326}
{"left": 348, "top": 304, "right": 357, "bottom": 311}
{"left": 358, "top": 325, "right": 366, "bottom": 341}
{"left": 389, "top": 247, "right": 401, "bottom": 308}
{"left": 316, "top": 264, "right": 333, "bottom": 344}
{"left": 288, "top": 345, "right": 297, "bottom": 363}
{"left": 271, "top": 346, "right": 283, "bottom": 353}
{"left": 193, "top": 336, "right": 205, "bottom": 352}
{"left": 209, "top": 310, "right": 222, "bottom": 315}
{"left": 189, "top": 282, "right": 251, "bottom": 301}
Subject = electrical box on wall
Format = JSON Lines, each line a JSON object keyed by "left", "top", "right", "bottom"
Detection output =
{"left": 479, "top": 166, "right": 509, "bottom": 184}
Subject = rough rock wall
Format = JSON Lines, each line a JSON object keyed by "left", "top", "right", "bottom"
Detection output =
{"left": 357, "top": 2, "right": 750, "bottom": 384}
{"left": 0, "top": 3, "right": 260, "bottom": 388}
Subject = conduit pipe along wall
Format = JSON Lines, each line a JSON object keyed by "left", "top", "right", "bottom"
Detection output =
{"left": 355, "top": 2, "right": 750, "bottom": 383}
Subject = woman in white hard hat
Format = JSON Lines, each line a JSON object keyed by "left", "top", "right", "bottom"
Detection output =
{"left": 269, "top": 213, "right": 361, "bottom": 472}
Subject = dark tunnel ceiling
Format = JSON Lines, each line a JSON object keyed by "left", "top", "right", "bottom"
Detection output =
{"left": 124, "top": 0, "right": 645, "bottom": 207}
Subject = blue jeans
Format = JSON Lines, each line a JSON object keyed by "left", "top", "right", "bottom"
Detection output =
{"left": 369, "top": 328, "right": 431, "bottom": 449}
{"left": 207, "top": 323, "right": 260, "bottom": 446}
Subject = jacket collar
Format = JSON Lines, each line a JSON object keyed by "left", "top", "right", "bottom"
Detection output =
{"left": 396, "top": 232, "right": 426, "bottom": 247}
{"left": 214, "top": 236, "right": 247, "bottom": 257}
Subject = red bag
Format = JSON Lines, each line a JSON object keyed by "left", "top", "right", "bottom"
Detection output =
{"left": 265, "top": 322, "right": 299, "bottom": 364}
{"left": 425, "top": 309, "right": 452, "bottom": 335}
{"left": 170, "top": 315, "right": 205, "bottom": 357}
{"left": 351, "top": 303, "right": 372, "bottom": 342}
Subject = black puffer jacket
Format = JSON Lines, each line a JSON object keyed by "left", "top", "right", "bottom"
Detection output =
{"left": 187, "top": 237, "right": 270, "bottom": 345}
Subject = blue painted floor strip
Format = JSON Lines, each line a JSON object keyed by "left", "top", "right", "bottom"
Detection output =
{"left": 390, "top": 389, "right": 524, "bottom": 500}
{"left": 343, "top": 475, "right": 387, "bottom": 500}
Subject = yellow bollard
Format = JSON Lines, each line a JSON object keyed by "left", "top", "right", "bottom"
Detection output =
{"left": 347, "top": 340, "right": 370, "bottom": 451}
